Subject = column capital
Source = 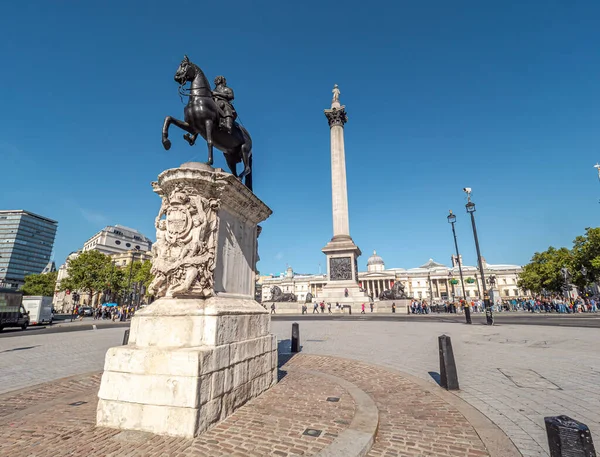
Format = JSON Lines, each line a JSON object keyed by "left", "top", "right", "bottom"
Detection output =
{"left": 324, "top": 107, "right": 348, "bottom": 128}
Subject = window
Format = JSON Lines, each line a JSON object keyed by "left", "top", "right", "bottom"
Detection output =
{"left": 135, "top": 245, "right": 140, "bottom": 250}
{"left": 126, "top": 243, "right": 131, "bottom": 248}
{"left": 513, "top": 289, "right": 518, "bottom": 296}
{"left": 504, "top": 289, "right": 509, "bottom": 296}
{"left": 115, "top": 240, "right": 121, "bottom": 245}
{"left": 503, "top": 278, "right": 507, "bottom": 284}
{"left": 466, "top": 290, "right": 470, "bottom": 297}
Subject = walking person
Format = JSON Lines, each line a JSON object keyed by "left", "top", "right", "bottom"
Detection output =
{"left": 320, "top": 302, "right": 325, "bottom": 313}
{"left": 361, "top": 303, "right": 366, "bottom": 314}
{"left": 369, "top": 302, "right": 374, "bottom": 313}
{"left": 392, "top": 302, "right": 396, "bottom": 313}
{"left": 327, "top": 302, "right": 332, "bottom": 314}
{"left": 270, "top": 303, "right": 276, "bottom": 314}
{"left": 313, "top": 302, "right": 319, "bottom": 313}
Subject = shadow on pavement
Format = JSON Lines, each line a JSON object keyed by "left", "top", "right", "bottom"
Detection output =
{"left": 428, "top": 371, "right": 442, "bottom": 386}
{"left": 277, "top": 338, "right": 302, "bottom": 381}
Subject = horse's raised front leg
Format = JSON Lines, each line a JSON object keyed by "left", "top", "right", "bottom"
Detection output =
{"left": 162, "top": 116, "right": 195, "bottom": 150}
{"left": 205, "top": 119, "right": 214, "bottom": 166}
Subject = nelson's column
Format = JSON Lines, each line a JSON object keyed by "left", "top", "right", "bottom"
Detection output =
{"left": 320, "top": 85, "right": 370, "bottom": 306}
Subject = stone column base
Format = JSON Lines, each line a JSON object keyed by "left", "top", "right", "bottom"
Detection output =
{"left": 97, "top": 297, "right": 277, "bottom": 438}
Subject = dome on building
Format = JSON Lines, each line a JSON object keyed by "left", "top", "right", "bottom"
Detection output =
{"left": 367, "top": 250, "right": 385, "bottom": 272}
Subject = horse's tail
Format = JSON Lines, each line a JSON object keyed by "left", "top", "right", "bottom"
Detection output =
{"left": 245, "top": 153, "right": 253, "bottom": 192}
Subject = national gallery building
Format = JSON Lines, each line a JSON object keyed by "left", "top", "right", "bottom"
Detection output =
{"left": 259, "top": 251, "right": 527, "bottom": 303}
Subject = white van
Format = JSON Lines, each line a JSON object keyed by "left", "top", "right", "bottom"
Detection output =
{"left": 22, "top": 296, "right": 54, "bottom": 325}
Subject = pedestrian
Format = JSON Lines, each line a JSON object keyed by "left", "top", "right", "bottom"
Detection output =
{"left": 392, "top": 302, "right": 396, "bottom": 313}
{"left": 313, "top": 302, "right": 319, "bottom": 313}
{"left": 361, "top": 303, "right": 365, "bottom": 314}
{"left": 320, "top": 302, "right": 325, "bottom": 313}
{"left": 302, "top": 304, "right": 307, "bottom": 314}
{"left": 369, "top": 302, "right": 374, "bottom": 313}
{"left": 327, "top": 302, "right": 332, "bottom": 314}
{"left": 270, "top": 303, "right": 276, "bottom": 314}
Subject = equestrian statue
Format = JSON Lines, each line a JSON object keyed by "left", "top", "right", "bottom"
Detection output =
{"left": 162, "top": 55, "right": 253, "bottom": 191}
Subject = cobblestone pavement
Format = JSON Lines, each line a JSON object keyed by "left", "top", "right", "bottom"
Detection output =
{"left": 2, "top": 321, "right": 598, "bottom": 456}
{"left": 285, "top": 355, "right": 490, "bottom": 457}
{"left": 0, "top": 353, "right": 494, "bottom": 456}
{"left": 0, "top": 365, "right": 354, "bottom": 456}
{"left": 271, "top": 321, "right": 600, "bottom": 457}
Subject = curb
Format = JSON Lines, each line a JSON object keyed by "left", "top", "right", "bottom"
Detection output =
{"left": 287, "top": 366, "right": 379, "bottom": 457}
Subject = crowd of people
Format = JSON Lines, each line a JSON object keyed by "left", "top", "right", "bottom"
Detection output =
{"left": 409, "top": 295, "right": 598, "bottom": 314}
{"left": 72, "top": 304, "right": 139, "bottom": 321}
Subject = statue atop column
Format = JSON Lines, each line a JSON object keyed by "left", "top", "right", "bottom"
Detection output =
{"left": 332, "top": 84, "right": 340, "bottom": 104}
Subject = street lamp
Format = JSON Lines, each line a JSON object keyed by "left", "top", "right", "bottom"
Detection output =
{"left": 447, "top": 210, "right": 471, "bottom": 324}
{"left": 560, "top": 267, "right": 571, "bottom": 301}
{"left": 123, "top": 248, "right": 140, "bottom": 319}
{"left": 464, "top": 190, "right": 493, "bottom": 325}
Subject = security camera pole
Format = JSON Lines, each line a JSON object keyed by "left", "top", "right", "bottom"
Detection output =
{"left": 464, "top": 188, "right": 493, "bottom": 325}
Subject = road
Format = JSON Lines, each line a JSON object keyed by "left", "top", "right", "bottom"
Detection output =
{"left": 1, "top": 312, "right": 598, "bottom": 339}
{"left": 272, "top": 312, "right": 600, "bottom": 327}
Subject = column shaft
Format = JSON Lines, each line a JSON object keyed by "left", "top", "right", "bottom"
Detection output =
{"left": 330, "top": 125, "right": 350, "bottom": 237}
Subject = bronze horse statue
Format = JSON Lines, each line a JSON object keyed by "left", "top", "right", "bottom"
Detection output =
{"left": 162, "top": 56, "right": 253, "bottom": 190}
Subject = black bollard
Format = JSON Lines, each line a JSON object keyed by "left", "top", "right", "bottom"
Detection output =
{"left": 438, "top": 335, "right": 459, "bottom": 390}
{"left": 291, "top": 322, "right": 300, "bottom": 353}
{"left": 545, "top": 415, "right": 596, "bottom": 457}
{"left": 122, "top": 329, "right": 130, "bottom": 345}
{"left": 347, "top": 305, "right": 352, "bottom": 315}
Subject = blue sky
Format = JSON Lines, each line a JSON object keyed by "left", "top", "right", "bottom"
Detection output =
{"left": 1, "top": 1, "right": 599, "bottom": 275}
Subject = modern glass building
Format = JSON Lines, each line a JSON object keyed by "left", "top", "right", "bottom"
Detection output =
{"left": 0, "top": 210, "right": 58, "bottom": 289}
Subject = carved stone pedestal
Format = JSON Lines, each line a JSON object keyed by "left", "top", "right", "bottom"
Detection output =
{"left": 320, "top": 235, "right": 369, "bottom": 307}
{"left": 96, "top": 163, "right": 275, "bottom": 438}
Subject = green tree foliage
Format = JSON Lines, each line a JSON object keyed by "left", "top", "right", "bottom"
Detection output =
{"left": 59, "top": 250, "right": 113, "bottom": 301}
{"left": 22, "top": 271, "right": 58, "bottom": 296}
{"left": 133, "top": 260, "right": 154, "bottom": 293}
{"left": 518, "top": 247, "right": 573, "bottom": 294}
{"left": 571, "top": 227, "right": 600, "bottom": 288}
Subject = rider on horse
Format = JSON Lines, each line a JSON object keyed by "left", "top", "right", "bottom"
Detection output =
{"left": 212, "top": 76, "right": 237, "bottom": 134}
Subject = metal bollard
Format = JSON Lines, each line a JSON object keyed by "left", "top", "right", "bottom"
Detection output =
{"left": 122, "top": 329, "right": 130, "bottom": 345}
{"left": 464, "top": 303, "right": 472, "bottom": 324}
{"left": 545, "top": 415, "right": 596, "bottom": 457}
{"left": 438, "top": 335, "right": 459, "bottom": 390}
{"left": 291, "top": 322, "right": 300, "bottom": 353}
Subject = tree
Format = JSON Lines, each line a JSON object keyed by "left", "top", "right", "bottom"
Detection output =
{"left": 518, "top": 247, "right": 573, "bottom": 294}
{"left": 60, "top": 250, "right": 112, "bottom": 304}
{"left": 22, "top": 271, "right": 58, "bottom": 296}
{"left": 571, "top": 227, "right": 600, "bottom": 289}
{"left": 133, "top": 260, "right": 154, "bottom": 294}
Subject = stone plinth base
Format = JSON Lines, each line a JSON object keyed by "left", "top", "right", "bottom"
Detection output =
{"left": 97, "top": 297, "right": 277, "bottom": 438}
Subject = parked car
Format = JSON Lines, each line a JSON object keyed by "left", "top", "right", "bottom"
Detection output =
{"left": 78, "top": 306, "right": 93, "bottom": 317}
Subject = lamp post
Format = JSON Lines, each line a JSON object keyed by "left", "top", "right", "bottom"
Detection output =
{"left": 580, "top": 266, "right": 590, "bottom": 298}
{"left": 123, "top": 248, "right": 140, "bottom": 319}
{"left": 447, "top": 210, "right": 471, "bottom": 324}
{"left": 465, "top": 192, "right": 493, "bottom": 325}
{"left": 560, "top": 267, "right": 571, "bottom": 301}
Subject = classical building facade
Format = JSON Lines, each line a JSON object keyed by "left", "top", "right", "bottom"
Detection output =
{"left": 0, "top": 210, "right": 58, "bottom": 289}
{"left": 82, "top": 225, "right": 152, "bottom": 256}
{"left": 260, "top": 251, "right": 528, "bottom": 304}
